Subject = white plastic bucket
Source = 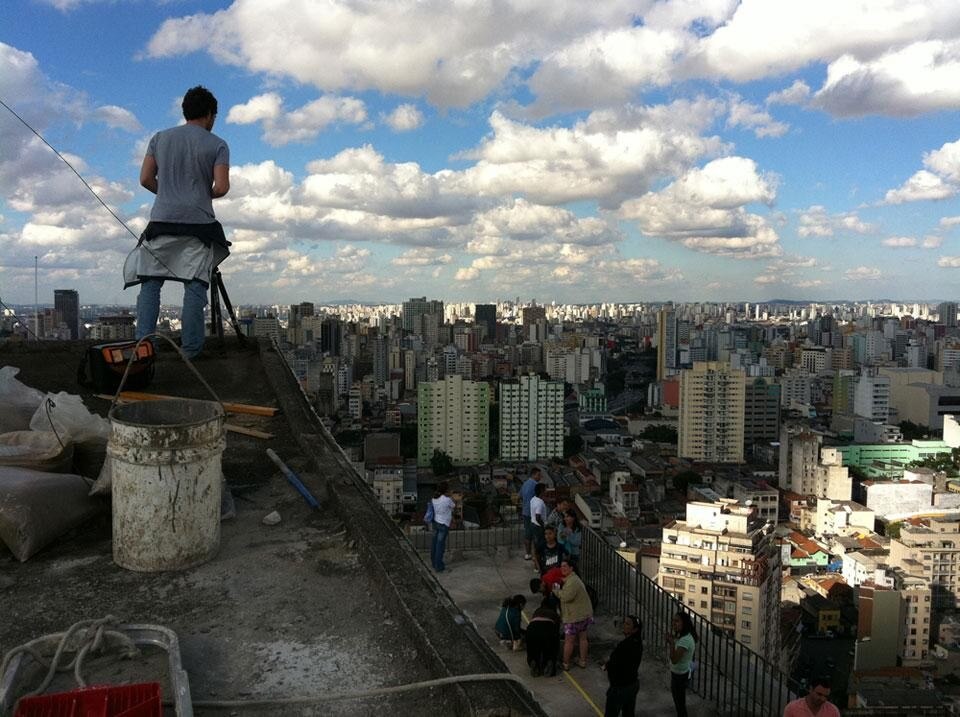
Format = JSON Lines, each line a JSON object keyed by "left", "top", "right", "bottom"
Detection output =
{"left": 108, "top": 398, "right": 225, "bottom": 571}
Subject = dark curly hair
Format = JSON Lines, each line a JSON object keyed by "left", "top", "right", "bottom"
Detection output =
{"left": 182, "top": 86, "right": 218, "bottom": 121}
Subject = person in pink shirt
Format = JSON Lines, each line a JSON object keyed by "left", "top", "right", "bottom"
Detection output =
{"left": 783, "top": 677, "right": 840, "bottom": 717}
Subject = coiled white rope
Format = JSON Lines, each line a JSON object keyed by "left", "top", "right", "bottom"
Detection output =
{"left": 1, "top": 616, "right": 137, "bottom": 699}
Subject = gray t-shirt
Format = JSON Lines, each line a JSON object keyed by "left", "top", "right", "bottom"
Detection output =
{"left": 146, "top": 124, "right": 229, "bottom": 224}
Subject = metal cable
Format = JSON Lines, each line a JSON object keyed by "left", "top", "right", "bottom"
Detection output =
{"left": 0, "top": 95, "right": 180, "bottom": 278}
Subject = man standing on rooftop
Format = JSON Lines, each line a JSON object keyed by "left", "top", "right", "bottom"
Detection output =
{"left": 520, "top": 467, "right": 542, "bottom": 561}
{"left": 128, "top": 85, "right": 230, "bottom": 360}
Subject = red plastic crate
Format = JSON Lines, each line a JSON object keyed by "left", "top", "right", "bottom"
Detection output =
{"left": 14, "top": 682, "right": 162, "bottom": 717}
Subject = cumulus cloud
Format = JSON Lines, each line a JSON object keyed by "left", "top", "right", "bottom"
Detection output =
{"left": 456, "top": 106, "right": 725, "bottom": 208}
{"left": 146, "top": 1, "right": 638, "bottom": 108}
{"left": 940, "top": 216, "right": 960, "bottom": 228}
{"left": 526, "top": 25, "right": 691, "bottom": 113}
{"left": 391, "top": 249, "right": 452, "bottom": 267}
{"left": 882, "top": 236, "right": 917, "bottom": 247}
{"left": 797, "top": 206, "right": 874, "bottom": 237}
{"left": 451, "top": 240, "right": 682, "bottom": 293}
{"left": 226, "top": 92, "right": 367, "bottom": 146}
{"left": 384, "top": 104, "right": 423, "bottom": 132}
{"left": 938, "top": 256, "right": 960, "bottom": 268}
{"left": 726, "top": 97, "right": 789, "bottom": 138}
{"left": 884, "top": 138, "right": 960, "bottom": 204}
{"left": 844, "top": 266, "right": 882, "bottom": 280}
{"left": 93, "top": 105, "right": 142, "bottom": 132}
{"left": 884, "top": 170, "right": 956, "bottom": 204}
{"left": 812, "top": 41, "right": 960, "bottom": 117}
{"left": 766, "top": 80, "right": 811, "bottom": 106}
{"left": 139, "top": 0, "right": 960, "bottom": 121}
{"left": 620, "top": 156, "right": 782, "bottom": 258}
{"left": 923, "top": 235, "right": 943, "bottom": 248}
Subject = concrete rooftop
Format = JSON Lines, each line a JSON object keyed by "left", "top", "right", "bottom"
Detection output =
{"left": 430, "top": 545, "right": 714, "bottom": 717}
{"left": 0, "top": 337, "right": 540, "bottom": 716}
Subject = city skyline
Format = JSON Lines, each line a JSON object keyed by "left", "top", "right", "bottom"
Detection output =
{"left": 3, "top": 1, "right": 960, "bottom": 306}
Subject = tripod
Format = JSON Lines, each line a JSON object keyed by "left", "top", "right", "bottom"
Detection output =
{"left": 209, "top": 268, "right": 247, "bottom": 346}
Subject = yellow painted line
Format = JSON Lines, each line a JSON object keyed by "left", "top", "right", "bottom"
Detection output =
{"left": 520, "top": 610, "right": 604, "bottom": 717}
{"left": 563, "top": 670, "right": 604, "bottom": 717}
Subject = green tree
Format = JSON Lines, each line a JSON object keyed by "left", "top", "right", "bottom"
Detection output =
{"left": 640, "top": 425, "right": 678, "bottom": 443}
{"left": 899, "top": 420, "right": 932, "bottom": 441}
{"left": 886, "top": 521, "right": 902, "bottom": 539}
{"left": 430, "top": 449, "right": 454, "bottom": 476}
{"left": 563, "top": 434, "right": 584, "bottom": 459}
{"left": 672, "top": 470, "right": 700, "bottom": 492}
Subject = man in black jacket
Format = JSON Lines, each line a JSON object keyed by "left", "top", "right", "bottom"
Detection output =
{"left": 601, "top": 615, "right": 643, "bottom": 717}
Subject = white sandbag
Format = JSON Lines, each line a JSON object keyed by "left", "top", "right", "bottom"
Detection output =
{"left": 0, "top": 367, "right": 45, "bottom": 433}
{"left": 29, "top": 392, "right": 110, "bottom": 444}
{"left": 0, "top": 466, "right": 102, "bottom": 561}
{"left": 0, "top": 431, "right": 74, "bottom": 473}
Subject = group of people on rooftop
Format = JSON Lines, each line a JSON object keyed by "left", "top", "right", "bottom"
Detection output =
{"left": 431, "top": 467, "right": 838, "bottom": 716}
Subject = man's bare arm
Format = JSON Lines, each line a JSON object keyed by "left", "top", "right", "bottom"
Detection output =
{"left": 139, "top": 155, "right": 158, "bottom": 194}
{"left": 212, "top": 164, "right": 230, "bottom": 198}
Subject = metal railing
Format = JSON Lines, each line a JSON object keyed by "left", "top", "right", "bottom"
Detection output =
{"left": 407, "top": 520, "right": 525, "bottom": 552}
{"left": 404, "top": 521, "right": 801, "bottom": 715}
{"left": 578, "top": 527, "right": 801, "bottom": 716}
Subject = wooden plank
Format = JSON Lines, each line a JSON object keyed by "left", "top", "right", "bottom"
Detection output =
{"left": 111, "top": 390, "right": 279, "bottom": 417}
{"left": 225, "top": 423, "right": 274, "bottom": 440}
{"left": 94, "top": 395, "right": 274, "bottom": 440}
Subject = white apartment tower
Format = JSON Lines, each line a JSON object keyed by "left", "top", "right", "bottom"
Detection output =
{"left": 854, "top": 372, "right": 891, "bottom": 422}
{"left": 417, "top": 375, "right": 490, "bottom": 467}
{"left": 657, "top": 499, "right": 781, "bottom": 661}
{"left": 499, "top": 374, "right": 564, "bottom": 461}
{"left": 678, "top": 361, "right": 745, "bottom": 463}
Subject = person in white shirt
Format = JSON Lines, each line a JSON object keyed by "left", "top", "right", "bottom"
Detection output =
{"left": 430, "top": 481, "right": 456, "bottom": 573}
{"left": 529, "top": 483, "right": 549, "bottom": 572}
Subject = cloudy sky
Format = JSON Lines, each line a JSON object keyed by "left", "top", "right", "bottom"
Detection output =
{"left": 2, "top": 0, "right": 960, "bottom": 306}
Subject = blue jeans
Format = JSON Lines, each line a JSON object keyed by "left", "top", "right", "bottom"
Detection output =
{"left": 431, "top": 522, "right": 449, "bottom": 571}
{"left": 136, "top": 278, "right": 208, "bottom": 357}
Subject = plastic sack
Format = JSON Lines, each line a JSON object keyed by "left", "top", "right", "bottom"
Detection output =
{"left": 0, "top": 366, "right": 45, "bottom": 433}
{"left": 0, "top": 466, "right": 102, "bottom": 561}
{"left": 29, "top": 392, "right": 110, "bottom": 444}
{"left": 0, "top": 431, "right": 74, "bottom": 473}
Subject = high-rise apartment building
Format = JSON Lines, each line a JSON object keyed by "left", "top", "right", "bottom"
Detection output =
{"left": 474, "top": 304, "right": 496, "bottom": 342}
{"left": 656, "top": 307, "right": 678, "bottom": 381}
{"left": 657, "top": 499, "right": 781, "bottom": 660}
{"left": 287, "top": 302, "right": 314, "bottom": 345}
{"left": 499, "top": 374, "right": 564, "bottom": 461}
{"left": 853, "top": 372, "right": 891, "bottom": 422}
{"left": 373, "top": 332, "right": 390, "bottom": 388}
{"left": 521, "top": 305, "right": 546, "bottom": 328}
{"left": 856, "top": 576, "right": 932, "bottom": 669}
{"left": 54, "top": 289, "right": 79, "bottom": 340}
{"left": 403, "top": 297, "right": 444, "bottom": 335}
{"left": 889, "top": 517, "right": 960, "bottom": 609}
{"left": 417, "top": 375, "right": 489, "bottom": 467}
{"left": 779, "top": 428, "right": 822, "bottom": 495}
{"left": 320, "top": 317, "right": 342, "bottom": 356}
{"left": 743, "top": 378, "right": 780, "bottom": 446}
{"left": 678, "top": 361, "right": 745, "bottom": 463}
{"left": 938, "top": 301, "right": 958, "bottom": 328}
